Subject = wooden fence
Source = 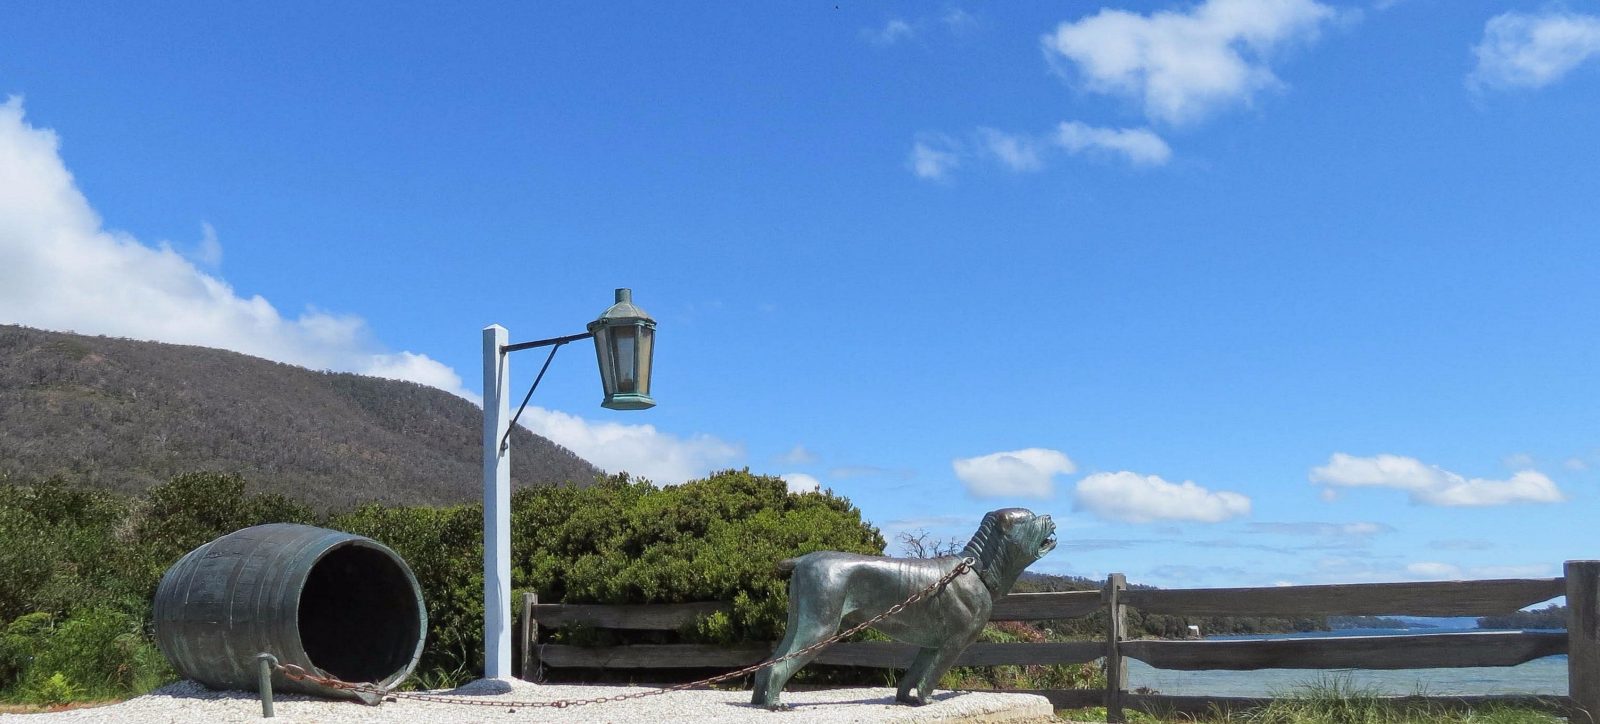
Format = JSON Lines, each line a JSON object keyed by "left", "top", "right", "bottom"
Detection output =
{"left": 518, "top": 559, "right": 1600, "bottom": 723}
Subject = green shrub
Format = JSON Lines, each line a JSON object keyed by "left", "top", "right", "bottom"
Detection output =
{"left": 11, "top": 606, "right": 171, "bottom": 701}
{"left": 21, "top": 672, "right": 82, "bottom": 707}
{"left": 0, "top": 480, "right": 130, "bottom": 623}
{"left": 511, "top": 469, "right": 883, "bottom": 644}
{"left": 0, "top": 613, "right": 54, "bottom": 690}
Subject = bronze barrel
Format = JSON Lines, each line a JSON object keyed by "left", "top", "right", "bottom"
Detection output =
{"left": 153, "top": 523, "right": 426, "bottom": 702}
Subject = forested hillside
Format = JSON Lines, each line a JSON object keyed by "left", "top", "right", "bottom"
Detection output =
{"left": 0, "top": 325, "right": 600, "bottom": 509}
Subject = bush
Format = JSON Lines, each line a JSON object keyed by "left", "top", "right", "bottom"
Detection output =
{"left": 0, "top": 480, "right": 130, "bottom": 623}
{"left": 2, "top": 606, "right": 170, "bottom": 703}
{"left": 511, "top": 469, "right": 883, "bottom": 643}
{"left": 21, "top": 672, "right": 82, "bottom": 707}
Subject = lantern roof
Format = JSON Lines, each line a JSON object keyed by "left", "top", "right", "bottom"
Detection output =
{"left": 592, "top": 288, "right": 653, "bottom": 326}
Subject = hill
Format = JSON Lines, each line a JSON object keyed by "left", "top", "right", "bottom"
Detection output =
{"left": 0, "top": 324, "right": 601, "bottom": 509}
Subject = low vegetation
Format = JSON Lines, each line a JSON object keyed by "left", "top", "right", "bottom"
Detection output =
{"left": 0, "top": 468, "right": 886, "bottom": 703}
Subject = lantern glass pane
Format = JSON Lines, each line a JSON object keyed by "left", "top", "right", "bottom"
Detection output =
{"left": 610, "top": 325, "right": 638, "bottom": 393}
{"left": 634, "top": 325, "right": 653, "bottom": 395}
{"left": 592, "top": 329, "right": 617, "bottom": 395}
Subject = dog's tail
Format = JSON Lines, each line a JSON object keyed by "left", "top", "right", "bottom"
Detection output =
{"left": 774, "top": 557, "right": 800, "bottom": 577}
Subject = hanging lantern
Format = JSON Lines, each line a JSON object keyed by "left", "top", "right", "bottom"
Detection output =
{"left": 588, "top": 288, "right": 656, "bottom": 410}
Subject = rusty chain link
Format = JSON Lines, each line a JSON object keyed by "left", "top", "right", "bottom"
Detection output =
{"left": 273, "top": 556, "right": 978, "bottom": 711}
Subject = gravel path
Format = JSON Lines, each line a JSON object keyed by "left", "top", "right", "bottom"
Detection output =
{"left": 0, "top": 680, "right": 1056, "bottom": 723}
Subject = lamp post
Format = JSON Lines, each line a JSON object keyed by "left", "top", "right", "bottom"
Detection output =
{"left": 481, "top": 288, "right": 656, "bottom": 679}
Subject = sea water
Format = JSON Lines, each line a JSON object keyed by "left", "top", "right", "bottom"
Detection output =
{"left": 1125, "top": 628, "right": 1567, "bottom": 697}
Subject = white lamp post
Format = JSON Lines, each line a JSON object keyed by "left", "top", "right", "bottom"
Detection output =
{"left": 481, "top": 288, "right": 656, "bottom": 679}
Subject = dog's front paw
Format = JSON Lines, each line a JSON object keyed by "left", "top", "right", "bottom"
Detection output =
{"left": 894, "top": 692, "right": 930, "bottom": 706}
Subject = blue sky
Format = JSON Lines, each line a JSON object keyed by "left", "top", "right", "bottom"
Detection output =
{"left": 2, "top": 1, "right": 1598, "bottom": 590}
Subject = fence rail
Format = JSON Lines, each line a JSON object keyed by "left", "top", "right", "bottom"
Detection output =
{"left": 521, "top": 560, "right": 1598, "bottom": 723}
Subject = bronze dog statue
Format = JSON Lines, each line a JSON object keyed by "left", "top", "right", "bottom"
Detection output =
{"left": 751, "top": 508, "right": 1056, "bottom": 707}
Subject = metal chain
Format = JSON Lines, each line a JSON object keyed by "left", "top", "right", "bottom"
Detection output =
{"left": 273, "top": 556, "right": 978, "bottom": 711}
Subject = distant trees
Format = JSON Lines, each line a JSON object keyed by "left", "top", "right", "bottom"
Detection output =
{"left": 1478, "top": 604, "right": 1566, "bottom": 630}
{"left": 0, "top": 324, "right": 602, "bottom": 510}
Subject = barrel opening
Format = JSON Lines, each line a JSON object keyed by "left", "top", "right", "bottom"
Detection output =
{"left": 298, "top": 542, "right": 423, "bottom": 685}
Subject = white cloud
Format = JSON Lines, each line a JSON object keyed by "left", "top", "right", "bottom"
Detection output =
{"left": 777, "top": 444, "right": 818, "bottom": 465}
{"left": 1043, "top": 0, "right": 1338, "bottom": 125}
{"left": 977, "top": 128, "right": 1046, "bottom": 172}
{"left": 1310, "top": 453, "right": 1566, "bottom": 507}
{"left": 953, "top": 447, "right": 1076, "bottom": 498}
{"left": 1470, "top": 10, "right": 1600, "bottom": 91}
{"left": 1405, "top": 561, "right": 1462, "bottom": 579}
{"left": 865, "top": 18, "right": 916, "bottom": 46}
{"left": 1405, "top": 561, "right": 1552, "bottom": 581}
{"left": 519, "top": 407, "right": 741, "bottom": 485}
{"left": 0, "top": 96, "right": 748, "bottom": 486}
{"left": 1074, "top": 471, "right": 1252, "bottom": 523}
{"left": 194, "top": 222, "right": 222, "bottom": 267}
{"left": 780, "top": 473, "right": 821, "bottom": 494}
{"left": 908, "top": 135, "right": 962, "bottom": 180}
{"left": 1247, "top": 521, "right": 1393, "bottom": 537}
{"left": 1055, "top": 121, "right": 1172, "bottom": 165}
{"left": 0, "top": 96, "right": 470, "bottom": 397}
{"left": 1502, "top": 452, "right": 1535, "bottom": 469}
{"left": 943, "top": 8, "right": 978, "bottom": 35}
{"left": 1567, "top": 457, "right": 1591, "bottom": 472}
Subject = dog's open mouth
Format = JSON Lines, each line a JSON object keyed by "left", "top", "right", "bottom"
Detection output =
{"left": 1041, "top": 518, "right": 1057, "bottom": 553}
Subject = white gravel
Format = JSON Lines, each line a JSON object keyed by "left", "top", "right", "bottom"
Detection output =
{"left": 1, "top": 679, "right": 1056, "bottom": 723}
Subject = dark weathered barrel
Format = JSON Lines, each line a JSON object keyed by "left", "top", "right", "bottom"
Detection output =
{"left": 153, "top": 523, "right": 427, "bottom": 702}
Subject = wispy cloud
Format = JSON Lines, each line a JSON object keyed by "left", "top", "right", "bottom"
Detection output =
{"left": 1042, "top": 0, "right": 1340, "bottom": 125}
{"left": 864, "top": 8, "right": 980, "bottom": 47}
{"left": 921, "top": 121, "right": 1170, "bottom": 181}
{"left": 1246, "top": 521, "right": 1394, "bottom": 537}
{"left": 1406, "top": 561, "right": 1554, "bottom": 580}
{"left": 777, "top": 444, "right": 818, "bottom": 465}
{"left": 977, "top": 128, "right": 1046, "bottom": 172}
{"left": 1470, "top": 9, "right": 1600, "bottom": 91}
{"left": 1311, "top": 453, "right": 1566, "bottom": 507}
{"left": 908, "top": 134, "right": 962, "bottom": 180}
{"left": 829, "top": 464, "right": 914, "bottom": 480}
{"left": 1073, "top": 471, "right": 1251, "bottom": 523}
{"left": 953, "top": 447, "right": 1076, "bottom": 498}
{"left": 1055, "top": 121, "right": 1172, "bottom": 166}
{"left": 864, "top": 18, "right": 916, "bottom": 47}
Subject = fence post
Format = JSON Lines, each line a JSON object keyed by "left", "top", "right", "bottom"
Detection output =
{"left": 1568, "top": 561, "right": 1600, "bottom": 724}
{"left": 520, "top": 591, "right": 540, "bottom": 682}
{"left": 1105, "top": 573, "right": 1128, "bottom": 723}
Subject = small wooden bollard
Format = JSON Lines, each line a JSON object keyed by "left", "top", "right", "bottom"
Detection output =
{"left": 521, "top": 591, "right": 540, "bottom": 682}
{"left": 256, "top": 653, "right": 278, "bottom": 718}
